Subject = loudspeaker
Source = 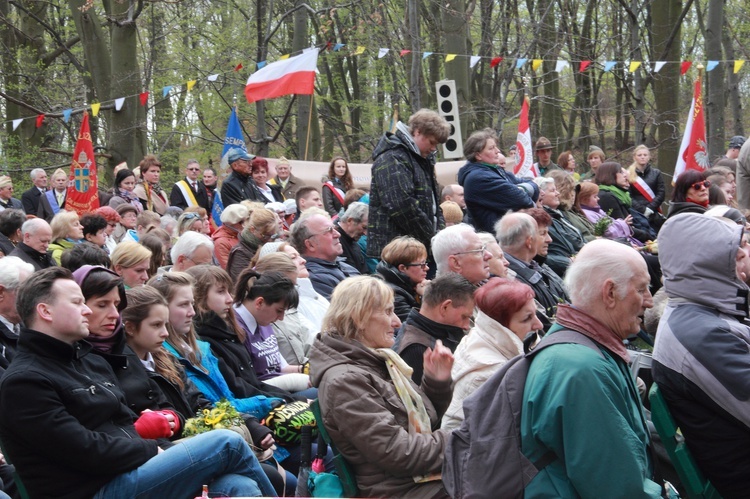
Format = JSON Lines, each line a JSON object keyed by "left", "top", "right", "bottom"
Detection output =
{"left": 435, "top": 80, "right": 463, "bottom": 159}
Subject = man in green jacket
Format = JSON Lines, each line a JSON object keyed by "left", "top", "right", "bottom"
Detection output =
{"left": 521, "top": 239, "right": 661, "bottom": 498}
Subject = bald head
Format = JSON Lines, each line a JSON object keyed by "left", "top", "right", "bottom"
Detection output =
{"left": 442, "top": 184, "right": 465, "bottom": 209}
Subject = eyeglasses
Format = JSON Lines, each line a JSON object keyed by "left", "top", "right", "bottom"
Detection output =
{"left": 453, "top": 244, "right": 487, "bottom": 256}
{"left": 186, "top": 167, "right": 200, "bottom": 172}
{"left": 107, "top": 222, "right": 117, "bottom": 227}
{"left": 403, "top": 261, "right": 429, "bottom": 269}
{"left": 690, "top": 180, "right": 711, "bottom": 190}
{"left": 308, "top": 225, "right": 336, "bottom": 238}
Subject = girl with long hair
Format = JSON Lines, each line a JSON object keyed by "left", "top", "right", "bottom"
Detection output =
{"left": 322, "top": 156, "right": 354, "bottom": 217}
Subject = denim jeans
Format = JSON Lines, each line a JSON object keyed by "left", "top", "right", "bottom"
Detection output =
{"left": 93, "top": 430, "right": 276, "bottom": 498}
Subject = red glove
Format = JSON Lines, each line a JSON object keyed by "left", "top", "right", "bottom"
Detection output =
{"left": 158, "top": 410, "right": 181, "bottom": 434}
{"left": 134, "top": 411, "right": 172, "bottom": 439}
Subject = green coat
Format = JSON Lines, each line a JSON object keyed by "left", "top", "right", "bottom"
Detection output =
{"left": 47, "top": 238, "right": 75, "bottom": 266}
{"left": 521, "top": 342, "right": 661, "bottom": 498}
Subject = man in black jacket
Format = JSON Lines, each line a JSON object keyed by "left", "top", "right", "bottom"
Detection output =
{"left": 335, "top": 202, "right": 369, "bottom": 274}
{"left": 220, "top": 148, "right": 262, "bottom": 207}
{"left": 0, "top": 267, "right": 275, "bottom": 499}
{"left": 21, "top": 168, "right": 54, "bottom": 220}
{"left": 8, "top": 218, "right": 56, "bottom": 271}
{"left": 170, "top": 159, "right": 210, "bottom": 211}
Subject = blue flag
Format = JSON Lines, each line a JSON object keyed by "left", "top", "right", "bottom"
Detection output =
{"left": 214, "top": 108, "right": 248, "bottom": 228}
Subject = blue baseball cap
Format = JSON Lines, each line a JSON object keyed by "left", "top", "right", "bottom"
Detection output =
{"left": 227, "top": 148, "right": 255, "bottom": 163}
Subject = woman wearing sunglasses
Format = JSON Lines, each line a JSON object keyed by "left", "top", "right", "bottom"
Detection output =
{"left": 667, "top": 170, "right": 711, "bottom": 218}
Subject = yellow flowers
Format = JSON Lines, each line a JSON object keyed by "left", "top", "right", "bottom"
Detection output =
{"left": 183, "top": 400, "right": 244, "bottom": 437}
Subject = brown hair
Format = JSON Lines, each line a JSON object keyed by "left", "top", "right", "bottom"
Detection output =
{"left": 328, "top": 157, "right": 354, "bottom": 191}
{"left": 139, "top": 154, "right": 162, "bottom": 176}
{"left": 380, "top": 236, "right": 427, "bottom": 267}
{"left": 185, "top": 265, "right": 246, "bottom": 342}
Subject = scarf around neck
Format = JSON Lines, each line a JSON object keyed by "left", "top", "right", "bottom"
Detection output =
{"left": 598, "top": 184, "right": 632, "bottom": 207}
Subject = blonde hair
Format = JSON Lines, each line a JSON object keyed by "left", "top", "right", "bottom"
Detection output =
{"left": 627, "top": 145, "right": 650, "bottom": 182}
{"left": 50, "top": 210, "right": 81, "bottom": 240}
{"left": 248, "top": 208, "right": 278, "bottom": 234}
{"left": 255, "top": 253, "right": 297, "bottom": 276}
{"left": 322, "top": 276, "right": 393, "bottom": 341}
{"left": 111, "top": 241, "right": 152, "bottom": 269}
{"left": 440, "top": 201, "right": 464, "bottom": 225}
{"left": 380, "top": 236, "right": 427, "bottom": 267}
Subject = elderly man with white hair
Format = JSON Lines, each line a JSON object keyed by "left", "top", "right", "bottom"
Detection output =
{"left": 336, "top": 202, "right": 369, "bottom": 274}
{"left": 21, "top": 168, "right": 52, "bottom": 219}
{"left": 170, "top": 231, "right": 215, "bottom": 272}
{"left": 518, "top": 239, "right": 659, "bottom": 497}
{"left": 9, "top": 218, "right": 56, "bottom": 271}
{"left": 0, "top": 256, "right": 34, "bottom": 373}
{"left": 432, "top": 223, "right": 492, "bottom": 285}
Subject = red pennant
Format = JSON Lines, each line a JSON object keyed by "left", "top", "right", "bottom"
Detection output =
{"left": 139, "top": 92, "right": 149, "bottom": 106}
{"left": 490, "top": 57, "right": 503, "bottom": 68}
{"left": 35, "top": 114, "right": 45, "bottom": 128}
{"left": 400, "top": 49, "right": 411, "bottom": 57}
{"left": 579, "top": 61, "right": 592, "bottom": 72}
{"left": 234, "top": 63, "right": 243, "bottom": 72}
{"left": 680, "top": 61, "right": 692, "bottom": 76}
{"left": 325, "top": 41, "right": 333, "bottom": 51}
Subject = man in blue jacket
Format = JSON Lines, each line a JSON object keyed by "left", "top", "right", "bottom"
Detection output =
{"left": 0, "top": 267, "right": 275, "bottom": 499}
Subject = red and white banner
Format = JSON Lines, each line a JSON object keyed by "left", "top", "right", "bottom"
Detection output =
{"left": 65, "top": 112, "right": 99, "bottom": 215}
{"left": 245, "top": 48, "right": 319, "bottom": 103}
{"left": 514, "top": 96, "right": 537, "bottom": 178}
{"left": 674, "top": 76, "right": 709, "bottom": 183}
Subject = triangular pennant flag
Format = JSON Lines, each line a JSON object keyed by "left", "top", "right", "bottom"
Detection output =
{"left": 324, "top": 41, "right": 333, "bottom": 51}
{"left": 162, "top": 86, "right": 172, "bottom": 98}
{"left": 234, "top": 63, "right": 243, "bottom": 71}
{"left": 36, "top": 114, "right": 44, "bottom": 128}
{"left": 532, "top": 59, "right": 542, "bottom": 71}
{"left": 654, "top": 61, "right": 667, "bottom": 73}
{"left": 279, "top": 54, "right": 290, "bottom": 60}
{"left": 735, "top": 60, "right": 745, "bottom": 74}
{"left": 490, "top": 57, "right": 503, "bottom": 68}
{"left": 257, "top": 61, "right": 267, "bottom": 70}
{"left": 422, "top": 52, "right": 433, "bottom": 60}
{"left": 445, "top": 54, "right": 457, "bottom": 62}
{"left": 207, "top": 74, "right": 219, "bottom": 82}
{"left": 629, "top": 61, "right": 642, "bottom": 72}
{"left": 91, "top": 102, "right": 101, "bottom": 116}
{"left": 333, "top": 43, "right": 345, "bottom": 51}
{"left": 139, "top": 92, "right": 149, "bottom": 106}
{"left": 12, "top": 119, "right": 22, "bottom": 131}
{"left": 378, "top": 48, "right": 389, "bottom": 59}
{"left": 400, "top": 49, "right": 411, "bottom": 57}
{"left": 706, "top": 60, "right": 719, "bottom": 72}
{"left": 554, "top": 60, "right": 568, "bottom": 73}
{"left": 579, "top": 60, "right": 592, "bottom": 72}
{"left": 604, "top": 61, "right": 617, "bottom": 72}
{"left": 354, "top": 46, "right": 366, "bottom": 55}
{"left": 516, "top": 58, "right": 527, "bottom": 69}
{"left": 114, "top": 98, "right": 125, "bottom": 111}
{"left": 470, "top": 55, "right": 481, "bottom": 68}
{"left": 186, "top": 80, "right": 196, "bottom": 91}
{"left": 680, "top": 61, "right": 692, "bottom": 75}
{"left": 62, "top": 109, "right": 72, "bottom": 122}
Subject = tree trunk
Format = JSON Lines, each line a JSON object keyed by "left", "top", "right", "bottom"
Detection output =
{"left": 442, "top": 0, "right": 468, "bottom": 140}
{"left": 705, "top": 0, "right": 725, "bottom": 161}
{"left": 407, "top": 0, "right": 421, "bottom": 111}
{"left": 722, "top": 19, "right": 743, "bottom": 137}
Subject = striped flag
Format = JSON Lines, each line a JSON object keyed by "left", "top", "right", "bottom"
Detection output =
{"left": 674, "top": 76, "right": 709, "bottom": 183}
{"left": 514, "top": 96, "right": 537, "bottom": 178}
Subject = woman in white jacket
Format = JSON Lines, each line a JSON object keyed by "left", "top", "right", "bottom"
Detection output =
{"left": 442, "top": 277, "right": 543, "bottom": 429}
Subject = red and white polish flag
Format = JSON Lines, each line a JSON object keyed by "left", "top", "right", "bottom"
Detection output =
{"left": 514, "top": 96, "right": 537, "bottom": 178}
{"left": 245, "top": 48, "right": 319, "bottom": 104}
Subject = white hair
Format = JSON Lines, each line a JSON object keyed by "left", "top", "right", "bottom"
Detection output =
{"left": 21, "top": 218, "right": 50, "bottom": 237}
{"left": 432, "top": 223, "right": 476, "bottom": 275}
{"left": 0, "top": 256, "right": 34, "bottom": 291}
{"left": 533, "top": 176, "right": 555, "bottom": 191}
{"left": 30, "top": 168, "right": 46, "bottom": 180}
{"left": 565, "top": 239, "right": 638, "bottom": 307}
{"left": 495, "top": 212, "right": 536, "bottom": 250}
{"left": 339, "top": 202, "right": 368, "bottom": 223}
{"left": 170, "top": 231, "right": 214, "bottom": 263}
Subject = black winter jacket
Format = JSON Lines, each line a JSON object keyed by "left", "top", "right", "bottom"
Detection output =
{"left": 220, "top": 170, "right": 263, "bottom": 207}
{"left": 598, "top": 190, "right": 652, "bottom": 243}
{"left": 376, "top": 261, "right": 419, "bottom": 323}
{"left": 366, "top": 126, "right": 444, "bottom": 258}
{"left": 0, "top": 330, "right": 158, "bottom": 499}
{"left": 629, "top": 163, "right": 666, "bottom": 213}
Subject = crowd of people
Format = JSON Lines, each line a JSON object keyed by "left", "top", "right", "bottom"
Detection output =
{"left": 0, "top": 109, "right": 746, "bottom": 498}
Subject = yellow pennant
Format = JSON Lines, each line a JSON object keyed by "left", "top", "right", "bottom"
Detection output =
{"left": 532, "top": 59, "right": 542, "bottom": 71}
{"left": 279, "top": 54, "right": 290, "bottom": 60}
{"left": 186, "top": 80, "right": 196, "bottom": 91}
{"left": 354, "top": 46, "right": 366, "bottom": 56}
{"left": 91, "top": 102, "right": 101, "bottom": 117}
{"left": 445, "top": 54, "right": 457, "bottom": 62}
{"left": 734, "top": 60, "right": 745, "bottom": 74}
{"left": 629, "top": 61, "right": 642, "bottom": 72}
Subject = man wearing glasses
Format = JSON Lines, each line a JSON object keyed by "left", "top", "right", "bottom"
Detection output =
{"left": 432, "top": 224, "right": 493, "bottom": 286}
{"left": 170, "top": 159, "right": 210, "bottom": 211}
{"left": 289, "top": 209, "right": 360, "bottom": 300}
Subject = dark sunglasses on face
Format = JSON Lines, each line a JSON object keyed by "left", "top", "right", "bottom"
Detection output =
{"left": 691, "top": 180, "right": 711, "bottom": 190}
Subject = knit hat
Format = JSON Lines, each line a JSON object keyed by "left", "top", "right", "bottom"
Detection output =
{"left": 441, "top": 201, "right": 464, "bottom": 225}
{"left": 257, "top": 241, "right": 285, "bottom": 259}
{"left": 0, "top": 176, "right": 12, "bottom": 189}
{"left": 283, "top": 199, "right": 297, "bottom": 215}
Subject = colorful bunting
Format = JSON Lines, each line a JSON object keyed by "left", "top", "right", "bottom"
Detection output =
{"left": 186, "top": 80, "right": 196, "bottom": 91}
{"left": 628, "top": 61, "right": 642, "bottom": 72}
{"left": 422, "top": 52, "right": 432, "bottom": 60}
{"left": 516, "top": 58, "right": 527, "bottom": 69}
{"left": 91, "top": 103, "right": 101, "bottom": 116}
{"left": 490, "top": 57, "right": 503, "bottom": 68}
{"left": 604, "top": 61, "right": 617, "bottom": 72}
{"left": 62, "top": 109, "right": 72, "bottom": 122}
{"left": 532, "top": 59, "right": 542, "bottom": 71}
{"left": 12, "top": 119, "right": 22, "bottom": 131}
{"left": 378, "top": 48, "right": 389, "bottom": 59}
{"left": 333, "top": 43, "right": 345, "bottom": 51}
{"left": 139, "top": 92, "right": 149, "bottom": 106}
{"left": 162, "top": 86, "right": 173, "bottom": 98}
{"left": 554, "top": 60, "right": 569, "bottom": 73}
{"left": 207, "top": 74, "right": 219, "bottom": 82}
{"left": 735, "top": 60, "right": 745, "bottom": 74}
{"left": 400, "top": 49, "right": 411, "bottom": 57}
{"left": 445, "top": 54, "right": 457, "bottom": 62}
{"left": 579, "top": 61, "right": 592, "bottom": 72}
{"left": 234, "top": 63, "right": 243, "bottom": 71}
{"left": 354, "top": 46, "right": 366, "bottom": 55}
{"left": 680, "top": 61, "right": 692, "bottom": 75}
{"left": 470, "top": 55, "right": 481, "bottom": 68}
{"left": 654, "top": 61, "right": 666, "bottom": 73}
{"left": 706, "top": 61, "right": 719, "bottom": 72}
{"left": 114, "top": 98, "right": 125, "bottom": 111}
{"left": 36, "top": 114, "right": 44, "bottom": 128}
{"left": 257, "top": 61, "right": 267, "bottom": 69}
